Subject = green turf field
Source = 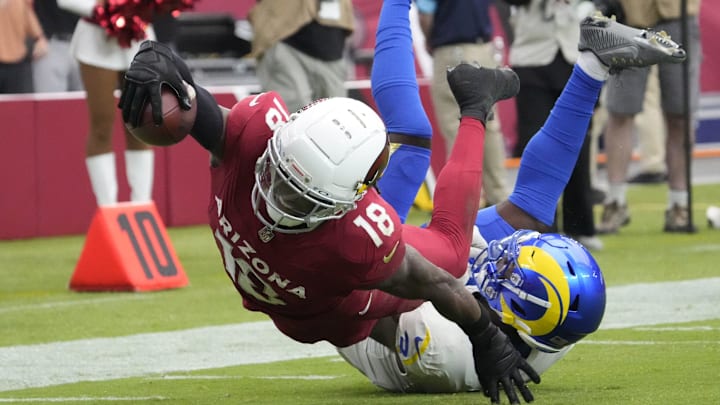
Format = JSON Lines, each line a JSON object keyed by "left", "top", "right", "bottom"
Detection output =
{"left": 1, "top": 183, "right": 719, "bottom": 404}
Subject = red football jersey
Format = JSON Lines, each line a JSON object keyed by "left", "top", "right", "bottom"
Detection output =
{"left": 207, "top": 92, "right": 418, "bottom": 347}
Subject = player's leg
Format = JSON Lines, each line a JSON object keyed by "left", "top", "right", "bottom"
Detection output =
{"left": 505, "top": 67, "right": 605, "bottom": 228}
{"left": 339, "top": 301, "right": 479, "bottom": 394}
{"left": 498, "top": 15, "right": 686, "bottom": 233}
{"left": 431, "top": 43, "right": 509, "bottom": 207}
{"left": 336, "top": 332, "right": 412, "bottom": 393}
{"left": 342, "top": 298, "right": 575, "bottom": 394}
{"left": 395, "top": 302, "right": 480, "bottom": 392}
{"left": 373, "top": 0, "right": 433, "bottom": 223}
{"left": 405, "top": 66, "right": 518, "bottom": 278}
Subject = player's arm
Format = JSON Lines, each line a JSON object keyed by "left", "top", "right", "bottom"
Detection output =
{"left": 372, "top": 244, "right": 480, "bottom": 327}
{"left": 370, "top": 245, "right": 540, "bottom": 404}
{"left": 118, "top": 40, "right": 227, "bottom": 159}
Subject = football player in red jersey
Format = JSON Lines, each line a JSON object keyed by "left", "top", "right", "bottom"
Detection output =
{"left": 119, "top": 0, "right": 539, "bottom": 403}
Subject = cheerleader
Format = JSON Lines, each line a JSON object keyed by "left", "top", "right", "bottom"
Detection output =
{"left": 58, "top": 0, "right": 190, "bottom": 205}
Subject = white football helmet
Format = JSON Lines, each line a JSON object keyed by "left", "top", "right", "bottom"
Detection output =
{"left": 252, "top": 97, "right": 390, "bottom": 233}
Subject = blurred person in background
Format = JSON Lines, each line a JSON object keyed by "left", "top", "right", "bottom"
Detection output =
{"left": 597, "top": 0, "right": 702, "bottom": 233}
{"left": 32, "top": 0, "right": 83, "bottom": 93}
{"left": 0, "top": 0, "right": 47, "bottom": 94}
{"left": 417, "top": 0, "right": 511, "bottom": 207}
{"left": 590, "top": 67, "right": 667, "bottom": 194}
{"left": 627, "top": 66, "right": 668, "bottom": 184}
{"left": 58, "top": 0, "right": 158, "bottom": 206}
{"left": 248, "top": 0, "right": 355, "bottom": 112}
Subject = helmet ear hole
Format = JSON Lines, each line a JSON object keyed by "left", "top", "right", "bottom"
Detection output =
{"left": 569, "top": 294, "right": 580, "bottom": 312}
{"left": 566, "top": 261, "right": 576, "bottom": 276}
{"left": 510, "top": 299, "right": 526, "bottom": 316}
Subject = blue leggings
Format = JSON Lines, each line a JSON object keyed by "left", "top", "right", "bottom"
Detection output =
{"left": 478, "top": 66, "right": 604, "bottom": 242}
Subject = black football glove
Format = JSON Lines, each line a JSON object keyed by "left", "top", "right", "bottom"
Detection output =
{"left": 447, "top": 63, "right": 519, "bottom": 124}
{"left": 119, "top": 40, "right": 195, "bottom": 128}
{"left": 463, "top": 311, "right": 541, "bottom": 404}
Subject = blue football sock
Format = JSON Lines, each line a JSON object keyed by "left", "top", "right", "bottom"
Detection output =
{"left": 372, "top": 0, "right": 432, "bottom": 222}
{"left": 377, "top": 145, "right": 431, "bottom": 223}
{"left": 508, "top": 66, "right": 604, "bottom": 226}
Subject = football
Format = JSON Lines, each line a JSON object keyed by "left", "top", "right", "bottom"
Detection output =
{"left": 126, "top": 85, "right": 197, "bottom": 146}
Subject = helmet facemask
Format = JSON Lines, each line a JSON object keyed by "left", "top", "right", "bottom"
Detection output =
{"left": 252, "top": 137, "right": 357, "bottom": 233}
{"left": 474, "top": 231, "right": 555, "bottom": 340}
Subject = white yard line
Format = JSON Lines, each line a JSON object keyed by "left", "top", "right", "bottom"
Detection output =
{"left": 0, "top": 278, "right": 718, "bottom": 393}
{"left": 0, "top": 322, "right": 337, "bottom": 392}
{"left": 581, "top": 340, "right": 720, "bottom": 345}
{"left": 0, "top": 397, "right": 166, "bottom": 402}
{"left": 600, "top": 277, "right": 720, "bottom": 329}
{"left": 632, "top": 326, "right": 720, "bottom": 331}
{"left": 0, "top": 295, "right": 151, "bottom": 314}
{"left": 151, "top": 375, "right": 342, "bottom": 380}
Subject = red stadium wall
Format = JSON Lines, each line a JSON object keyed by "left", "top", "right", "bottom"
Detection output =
{"left": 0, "top": 90, "right": 244, "bottom": 240}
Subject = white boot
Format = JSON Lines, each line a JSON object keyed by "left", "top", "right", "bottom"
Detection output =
{"left": 85, "top": 152, "right": 118, "bottom": 206}
{"left": 125, "top": 149, "right": 154, "bottom": 203}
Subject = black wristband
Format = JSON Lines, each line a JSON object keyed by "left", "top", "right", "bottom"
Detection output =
{"left": 459, "top": 109, "right": 492, "bottom": 125}
{"left": 460, "top": 304, "right": 493, "bottom": 337}
{"left": 190, "top": 85, "right": 224, "bottom": 152}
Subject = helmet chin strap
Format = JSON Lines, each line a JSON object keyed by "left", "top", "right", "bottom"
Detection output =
{"left": 500, "top": 280, "right": 552, "bottom": 309}
{"left": 499, "top": 310, "right": 562, "bottom": 353}
{"left": 265, "top": 202, "right": 305, "bottom": 227}
{"left": 518, "top": 330, "right": 562, "bottom": 353}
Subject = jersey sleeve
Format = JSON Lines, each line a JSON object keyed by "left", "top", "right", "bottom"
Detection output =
{"left": 335, "top": 189, "right": 407, "bottom": 289}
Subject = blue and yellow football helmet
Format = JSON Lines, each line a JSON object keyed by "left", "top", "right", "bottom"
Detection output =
{"left": 469, "top": 230, "right": 606, "bottom": 353}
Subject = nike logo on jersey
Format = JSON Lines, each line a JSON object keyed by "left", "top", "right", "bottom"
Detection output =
{"left": 383, "top": 241, "right": 400, "bottom": 264}
{"left": 248, "top": 93, "right": 264, "bottom": 107}
{"left": 413, "top": 336, "right": 425, "bottom": 361}
{"left": 358, "top": 292, "right": 373, "bottom": 316}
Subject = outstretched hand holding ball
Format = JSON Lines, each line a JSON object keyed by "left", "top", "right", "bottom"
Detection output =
{"left": 125, "top": 83, "right": 197, "bottom": 146}
{"left": 119, "top": 40, "right": 198, "bottom": 146}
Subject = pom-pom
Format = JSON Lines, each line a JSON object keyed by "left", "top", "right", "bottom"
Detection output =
{"left": 88, "top": 0, "right": 196, "bottom": 48}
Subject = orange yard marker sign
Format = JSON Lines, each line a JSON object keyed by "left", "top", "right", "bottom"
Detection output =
{"left": 69, "top": 202, "right": 188, "bottom": 292}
